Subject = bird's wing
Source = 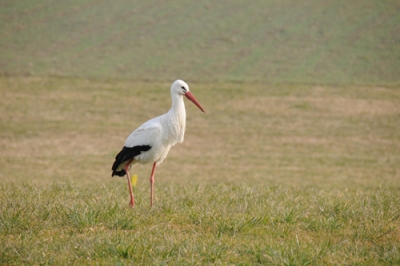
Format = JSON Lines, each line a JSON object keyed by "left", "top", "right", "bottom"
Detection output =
{"left": 111, "top": 124, "right": 161, "bottom": 175}
{"left": 111, "top": 144, "right": 151, "bottom": 175}
{"left": 124, "top": 123, "right": 162, "bottom": 148}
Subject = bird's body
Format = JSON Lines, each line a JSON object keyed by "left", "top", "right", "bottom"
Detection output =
{"left": 111, "top": 80, "right": 205, "bottom": 207}
{"left": 112, "top": 102, "right": 185, "bottom": 175}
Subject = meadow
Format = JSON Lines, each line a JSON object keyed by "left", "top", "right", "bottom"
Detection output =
{"left": 1, "top": 0, "right": 400, "bottom": 264}
{"left": 0, "top": 77, "right": 399, "bottom": 265}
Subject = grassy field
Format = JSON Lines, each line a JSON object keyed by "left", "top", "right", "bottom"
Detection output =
{"left": 1, "top": 0, "right": 399, "bottom": 264}
{"left": 0, "top": 77, "right": 399, "bottom": 264}
{"left": 1, "top": 0, "right": 399, "bottom": 84}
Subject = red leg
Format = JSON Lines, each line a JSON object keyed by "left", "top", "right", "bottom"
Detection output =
{"left": 124, "top": 160, "right": 134, "bottom": 207}
{"left": 150, "top": 162, "right": 157, "bottom": 207}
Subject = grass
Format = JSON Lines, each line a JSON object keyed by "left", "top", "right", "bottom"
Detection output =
{"left": 0, "top": 76, "right": 399, "bottom": 264}
{"left": 0, "top": 0, "right": 399, "bottom": 84}
{"left": 1, "top": 183, "right": 399, "bottom": 265}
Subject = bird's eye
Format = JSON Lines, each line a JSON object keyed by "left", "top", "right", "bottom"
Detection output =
{"left": 181, "top": 86, "right": 186, "bottom": 92}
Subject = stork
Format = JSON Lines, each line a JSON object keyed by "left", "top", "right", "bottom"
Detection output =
{"left": 111, "top": 80, "right": 205, "bottom": 207}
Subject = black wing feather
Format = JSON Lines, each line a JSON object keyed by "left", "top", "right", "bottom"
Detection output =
{"left": 111, "top": 145, "right": 151, "bottom": 177}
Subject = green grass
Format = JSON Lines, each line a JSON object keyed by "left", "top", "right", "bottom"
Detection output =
{"left": 1, "top": 183, "right": 399, "bottom": 265}
{"left": 0, "top": 77, "right": 399, "bottom": 264}
{"left": 0, "top": 0, "right": 399, "bottom": 84}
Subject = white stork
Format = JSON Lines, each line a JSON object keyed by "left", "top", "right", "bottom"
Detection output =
{"left": 111, "top": 80, "right": 205, "bottom": 207}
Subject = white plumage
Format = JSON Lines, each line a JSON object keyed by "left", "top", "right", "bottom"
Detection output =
{"left": 111, "top": 80, "right": 205, "bottom": 207}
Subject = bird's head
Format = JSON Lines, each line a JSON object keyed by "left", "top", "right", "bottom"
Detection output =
{"left": 171, "top": 80, "right": 205, "bottom": 113}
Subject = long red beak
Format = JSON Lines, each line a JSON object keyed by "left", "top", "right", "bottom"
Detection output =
{"left": 185, "top": 91, "right": 205, "bottom": 113}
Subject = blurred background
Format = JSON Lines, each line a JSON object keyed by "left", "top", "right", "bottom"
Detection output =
{"left": 0, "top": 1, "right": 399, "bottom": 189}
{"left": 1, "top": 0, "right": 399, "bottom": 85}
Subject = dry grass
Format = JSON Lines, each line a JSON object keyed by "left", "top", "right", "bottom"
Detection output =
{"left": 0, "top": 77, "right": 399, "bottom": 187}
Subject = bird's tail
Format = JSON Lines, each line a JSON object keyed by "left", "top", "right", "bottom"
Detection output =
{"left": 111, "top": 169, "right": 126, "bottom": 177}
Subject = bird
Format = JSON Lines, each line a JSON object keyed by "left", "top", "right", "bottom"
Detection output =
{"left": 111, "top": 80, "right": 205, "bottom": 207}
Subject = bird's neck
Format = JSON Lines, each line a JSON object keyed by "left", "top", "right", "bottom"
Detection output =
{"left": 168, "top": 94, "right": 186, "bottom": 142}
